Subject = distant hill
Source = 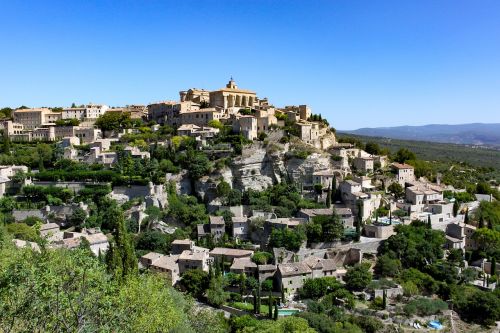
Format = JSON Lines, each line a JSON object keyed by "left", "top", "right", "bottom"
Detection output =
{"left": 341, "top": 123, "right": 500, "bottom": 148}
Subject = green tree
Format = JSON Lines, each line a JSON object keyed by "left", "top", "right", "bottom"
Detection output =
{"left": 387, "top": 182, "right": 404, "bottom": 199}
{"left": 207, "top": 275, "right": 229, "bottom": 307}
{"left": 374, "top": 254, "right": 401, "bottom": 277}
{"left": 95, "top": 112, "right": 132, "bottom": 133}
{"left": 365, "top": 142, "right": 381, "bottom": 155}
{"left": 179, "top": 269, "right": 209, "bottom": 298}
{"left": 269, "top": 226, "right": 306, "bottom": 251}
{"left": 300, "top": 277, "right": 341, "bottom": 299}
{"left": 105, "top": 206, "right": 137, "bottom": 281}
{"left": 68, "top": 207, "right": 87, "bottom": 230}
{"left": 393, "top": 148, "right": 416, "bottom": 163}
{"left": 252, "top": 251, "right": 273, "bottom": 265}
{"left": 344, "top": 263, "right": 372, "bottom": 291}
{"left": 6, "top": 223, "right": 38, "bottom": 242}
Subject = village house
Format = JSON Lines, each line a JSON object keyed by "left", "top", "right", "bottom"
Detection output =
{"left": 232, "top": 216, "right": 249, "bottom": 240}
{"left": 445, "top": 222, "right": 477, "bottom": 250}
{"left": 62, "top": 104, "right": 109, "bottom": 121}
{"left": 56, "top": 228, "right": 109, "bottom": 256}
{"left": 197, "top": 216, "right": 226, "bottom": 241}
{"left": 0, "top": 165, "right": 28, "bottom": 197}
{"left": 177, "top": 124, "right": 220, "bottom": 140}
{"left": 364, "top": 223, "right": 397, "bottom": 239}
{"left": 13, "top": 108, "right": 62, "bottom": 130}
{"left": 230, "top": 257, "right": 258, "bottom": 276}
{"left": 258, "top": 264, "right": 277, "bottom": 283}
{"left": 179, "top": 88, "right": 210, "bottom": 104}
{"left": 140, "top": 252, "right": 181, "bottom": 285}
{"left": 178, "top": 248, "right": 210, "bottom": 274}
{"left": 297, "top": 207, "right": 354, "bottom": 228}
{"left": 353, "top": 156, "right": 374, "bottom": 173}
{"left": 123, "top": 146, "right": 150, "bottom": 160}
{"left": 106, "top": 105, "right": 147, "bottom": 119}
{"left": 392, "top": 163, "right": 415, "bottom": 186}
{"left": 282, "top": 105, "right": 311, "bottom": 121}
{"left": 312, "top": 170, "right": 335, "bottom": 189}
{"left": 147, "top": 100, "right": 199, "bottom": 126}
{"left": 234, "top": 115, "right": 258, "bottom": 140}
{"left": 405, "top": 182, "right": 444, "bottom": 206}
{"left": 171, "top": 239, "right": 195, "bottom": 255}
{"left": 277, "top": 255, "right": 344, "bottom": 300}
{"left": 179, "top": 108, "right": 225, "bottom": 127}
{"left": 209, "top": 247, "right": 254, "bottom": 264}
{"left": 276, "top": 262, "right": 311, "bottom": 298}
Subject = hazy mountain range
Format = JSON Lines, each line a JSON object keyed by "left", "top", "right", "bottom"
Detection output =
{"left": 341, "top": 123, "right": 500, "bottom": 148}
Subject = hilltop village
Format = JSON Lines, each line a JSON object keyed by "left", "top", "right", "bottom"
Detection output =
{"left": 0, "top": 79, "right": 499, "bottom": 332}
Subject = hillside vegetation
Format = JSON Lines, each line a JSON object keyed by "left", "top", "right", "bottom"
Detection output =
{"left": 337, "top": 133, "right": 500, "bottom": 182}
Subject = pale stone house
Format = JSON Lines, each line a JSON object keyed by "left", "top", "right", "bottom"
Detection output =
{"left": 209, "top": 247, "right": 253, "bottom": 264}
{"left": 446, "top": 222, "right": 477, "bottom": 250}
{"left": 353, "top": 156, "right": 374, "bottom": 173}
{"left": 197, "top": 216, "right": 225, "bottom": 241}
{"left": 392, "top": 163, "right": 415, "bottom": 186}
{"left": 13, "top": 108, "right": 62, "bottom": 130}
{"left": 140, "top": 252, "right": 181, "bottom": 285}
{"left": 62, "top": 104, "right": 109, "bottom": 120}
{"left": 232, "top": 216, "right": 249, "bottom": 240}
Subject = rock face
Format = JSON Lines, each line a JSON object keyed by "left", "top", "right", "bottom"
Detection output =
{"left": 166, "top": 170, "right": 192, "bottom": 195}
{"left": 229, "top": 142, "right": 338, "bottom": 192}
{"left": 165, "top": 131, "right": 340, "bottom": 195}
{"left": 231, "top": 142, "right": 282, "bottom": 192}
{"left": 286, "top": 152, "right": 336, "bottom": 185}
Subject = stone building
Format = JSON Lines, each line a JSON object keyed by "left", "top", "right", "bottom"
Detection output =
{"left": 13, "top": 108, "right": 62, "bottom": 130}
{"left": 353, "top": 156, "right": 374, "bottom": 173}
{"left": 209, "top": 79, "right": 257, "bottom": 109}
{"left": 179, "top": 88, "right": 210, "bottom": 104}
{"left": 147, "top": 101, "right": 198, "bottom": 126}
{"left": 178, "top": 108, "right": 224, "bottom": 127}
{"left": 197, "top": 216, "right": 226, "bottom": 241}
{"left": 62, "top": 104, "right": 109, "bottom": 120}
{"left": 283, "top": 105, "right": 311, "bottom": 121}
{"left": 392, "top": 163, "right": 415, "bottom": 186}
{"left": 234, "top": 115, "right": 258, "bottom": 140}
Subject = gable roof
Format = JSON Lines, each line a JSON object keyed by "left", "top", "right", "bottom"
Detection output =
{"left": 278, "top": 262, "right": 312, "bottom": 277}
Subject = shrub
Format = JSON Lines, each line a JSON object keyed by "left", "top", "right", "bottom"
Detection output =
{"left": 403, "top": 298, "right": 448, "bottom": 316}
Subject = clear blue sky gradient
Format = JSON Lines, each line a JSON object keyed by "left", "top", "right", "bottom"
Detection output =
{"left": 1, "top": 0, "right": 499, "bottom": 129}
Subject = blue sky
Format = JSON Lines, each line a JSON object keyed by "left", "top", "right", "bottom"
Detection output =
{"left": 1, "top": 0, "right": 499, "bottom": 129}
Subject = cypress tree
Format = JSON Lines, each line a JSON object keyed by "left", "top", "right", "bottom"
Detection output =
{"left": 105, "top": 206, "right": 137, "bottom": 281}
{"left": 332, "top": 176, "right": 338, "bottom": 202}
{"left": 382, "top": 289, "right": 387, "bottom": 309}
{"left": 427, "top": 215, "right": 432, "bottom": 229}
{"left": 453, "top": 201, "right": 459, "bottom": 217}
{"left": 478, "top": 216, "right": 484, "bottom": 229}
{"left": 252, "top": 289, "right": 257, "bottom": 314}
{"left": 268, "top": 294, "right": 273, "bottom": 319}
{"left": 274, "top": 302, "right": 279, "bottom": 320}
{"left": 464, "top": 209, "right": 469, "bottom": 225}
{"left": 326, "top": 185, "right": 331, "bottom": 208}
{"left": 2, "top": 137, "right": 11, "bottom": 155}
{"left": 492, "top": 257, "right": 496, "bottom": 276}
{"left": 389, "top": 210, "right": 392, "bottom": 225}
{"left": 257, "top": 286, "right": 261, "bottom": 313}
